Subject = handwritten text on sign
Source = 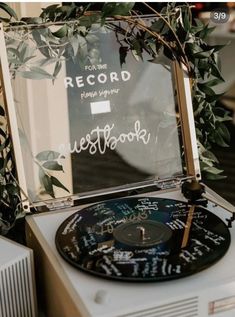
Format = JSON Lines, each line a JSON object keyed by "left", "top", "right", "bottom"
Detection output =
{"left": 58, "top": 120, "right": 151, "bottom": 161}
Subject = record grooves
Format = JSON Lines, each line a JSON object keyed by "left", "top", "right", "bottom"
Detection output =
{"left": 55, "top": 197, "right": 231, "bottom": 282}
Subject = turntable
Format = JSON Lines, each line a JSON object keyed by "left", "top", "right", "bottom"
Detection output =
{"left": 1, "top": 17, "right": 235, "bottom": 317}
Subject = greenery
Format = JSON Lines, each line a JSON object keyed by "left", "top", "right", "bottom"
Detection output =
{"left": 0, "top": 2, "right": 232, "bottom": 231}
{"left": 0, "top": 102, "right": 22, "bottom": 233}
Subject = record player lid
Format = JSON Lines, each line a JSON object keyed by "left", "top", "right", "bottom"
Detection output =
{"left": 0, "top": 18, "right": 199, "bottom": 208}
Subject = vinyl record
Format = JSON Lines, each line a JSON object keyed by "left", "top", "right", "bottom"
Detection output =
{"left": 55, "top": 197, "right": 231, "bottom": 282}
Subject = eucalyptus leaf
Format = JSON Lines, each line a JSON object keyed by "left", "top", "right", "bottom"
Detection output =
{"left": 42, "top": 161, "right": 63, "bottom": 171}
{"left": 51, "top": 176, "right": 69, "bottom": 193}
{"left": 205, "top": 78, "right": 224, "bottom": 87}
{"left": 53, "top": 61, "right": 62, "bottom": 79}
{"left": 182, "top": 7, "right": 190, "bottom": 31}
{"left": 79, "top": 15, "right": 100, "bottom": 28}
{"left": 0, "top": 128, "right": 6, "bottom": 138}
{"left": 0, "top": 2, "right": 18, "bottom": 20}
{"left": 86, "top": 33, "right": 99, "bottom": 44}
{"left": 194, "top": 50, "right": 213, "bottom": 59}
{"left": 0, "top": 140, "right": 7, "bottom": 152}
{"left": 217, "top": 123, "right": 230, "bottom": 143}
{"left": 202, "top": 150, "right": 219, "bottom": 164}
{"left": 131, "top": 39, "right": 142, "bottom": 60}
{"left": 150, "top": 19, "right": 165, "bottom": 33}
{"left": 197, "top": 84, "right": 215, "bottom": 96}
{"left": 19, "top": 70, "right": 52, "bottom": 80}
{"left": 20, "top": 17, "right": 42, "bottom": 24}
{"left": 204, "top": 172, "right": 226, "bottom": 180}
{"left": 39, "top": 168, "right": 55, "bottom": 198}
{"left": 0, "top": 106, "right": 5, "bottom": 117}
{"left": 210, "top": 63, "right": 224, "bottom": 82}
{"left": 203, "top": 166, "right": 225, "bottom": 175}
{"left": 52, "top": 25, "right": 68, "bottom": 38}
{"left": 102, "top": 2, "right": 134, "bottom": 18}
{"left": 199, "top": 26, "right": 216, "bottom": 39}
{"left": 206, "top": 93, "right": 224, "bottom": 103}
{"left": 210, "top": 44, "right": 228, "bottom": 53}
{"left": 36, "top": 150, "right": 64, "bottom": 162}
{"left": 214, "top": 131, "right": 229, "bottom": 147}
{"left": 29, "top": 66, "right": 54, "bottom": 79}
{"left": 7, "top": 47, "right": 21, "bottom": 59}
{"left": 70, "top": 35, "right": 79, "bottom": 56}
{"left": 119, "top": 46, "right": 128, "bottom": 66}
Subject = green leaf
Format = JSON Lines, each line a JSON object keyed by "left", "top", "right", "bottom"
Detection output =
{"left": 36, "top": 151, "right": 64, "bottom": 162}
{"left": 39, "top": 168, "right": 55, "bottom": 198}
{"left": 40, "top": 4, "right": 59, "bottom": 20}
{"left": 51, "top": 176, "right": 69, "bottom": 193}
{"left": 19, "top": 67, "right": 54, "bottom": 80}
{"left": 207, "top": 44, "right": 228, "bottom": 53}
{"left": 42, "top": 161, "right": 63, "bottom": 171}
{"left": 210, "top": 63, "right": 224, "bottom": 82}
{"left": 79, "top": 15, "right": 99, "bottom": 28}
{"left": 214, "top": 131, "right": 229, "bottom": 147}
{"left": 19, "top": 71, "right": 48, "bottom": 80}
{"left": 119, "top": 46, "right": 128, "bottom": 66}
{"left": 197, "top": 83, "right": 215, "bottom": 96}
{"left": 199, "top": 25, "right": 216, "bottom": 39}
{"left": 194, "top": 50, "right": 213, "bottom": 59}
{"left": 0, "top": 140, "right": 7, "bottom": 152}
{"left": 150, "top": 19, "right": 165, "bottom": 33}
{"left": 20, "top": 17, "right": 43, "bottom": 24}
{"left": 203, "top": 166, "right": 224, "bottom": 175}
{"left": 0, "top": 2, "right": 18, "bottom": 20}
{"left": 206, "top": 78, "right": 224, "bottom": 87}
{"left": 70, "top": 35, "right": 79, "bottom": 56}
{"left": 23, "top": 55, "right": 36, "bottom": 63}
{"left": 163, "top": 46, "right": 174, "bottom": 61}
{"left": 194, "top": 18, "right": 204, "bottom": 28}
{"left": 7, "top": 47, "right": 21, "bottom": 60}
{"left": 217, "top": 123, "right": 230, "bottom": 143}
{"left": 206, "top": 93, "right": 224, "bottom": 103}
{"left": 86, "top": 33, "right": 99, "bottom": 44}
{"left": 0, "top": 128, "right": 6, "bottom": 138}
{"left": 204, "top": 172, "right": 226, "bottom": 180}
{"left": 53, "top": 61, "right": 62, "bottom": 79}
{"left": 131, "top": 39, "right": 142, "bottom": 60}
{"left": 203, "top": 150, "right": 219, "bottom": 163}
{"left": 182, "top": 7, "right": 191, "bottom": 31}
{"left": 52, "top": 25, "right": 68, "bottom": 38}
{"left": 0, "top": 105, "right": 5, "bottom": 117}
{"left": 102, "top": 2, "right": 134, "bottom": 18}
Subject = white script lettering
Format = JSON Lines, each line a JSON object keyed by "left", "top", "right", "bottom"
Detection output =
{"left": 58, "top": 120, "right": 151, "bottom": 161}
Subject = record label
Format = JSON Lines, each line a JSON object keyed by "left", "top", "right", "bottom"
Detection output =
{"left": 55, "top": 197, "right": 230, "bottom": 282}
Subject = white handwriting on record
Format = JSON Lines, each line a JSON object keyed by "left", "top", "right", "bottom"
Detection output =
{"left": 58, "top": 120, "right": 151, "bottom": 161}
{"left": 90, "top": 100, "right": 111, "bottom": 114}
{"left": 61, "top": 214, "right": 82, "bottom": 235}
{"left": 113, "top": 251, "right": 133, "bottom": 262}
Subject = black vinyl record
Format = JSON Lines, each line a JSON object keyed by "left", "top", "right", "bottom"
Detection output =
{"left": 55, "top": 197, "right": 231, "bottom": 282}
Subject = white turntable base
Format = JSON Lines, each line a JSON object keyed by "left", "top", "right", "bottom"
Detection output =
{"left": 26, "top": 190, "right": 235, "bottom": 317}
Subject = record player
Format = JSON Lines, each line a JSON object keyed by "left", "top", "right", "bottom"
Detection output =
{"left": 1, "top": 17, "right": 235, "bottom": 317}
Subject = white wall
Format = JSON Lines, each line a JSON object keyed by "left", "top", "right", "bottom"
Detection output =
{"left": 10, "top": 2, "right": 60, "bottom": 18}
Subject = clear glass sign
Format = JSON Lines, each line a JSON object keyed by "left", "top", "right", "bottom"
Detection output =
{"left": 3, "top": 19, "right": 183, "bottom": 203}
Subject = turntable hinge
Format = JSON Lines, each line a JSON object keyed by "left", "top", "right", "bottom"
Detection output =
{"left": 45, "top": 198, "right": 74, "bottom": 211}
{"left": 156, "top": 177, "right": 192, "bottom": 190}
